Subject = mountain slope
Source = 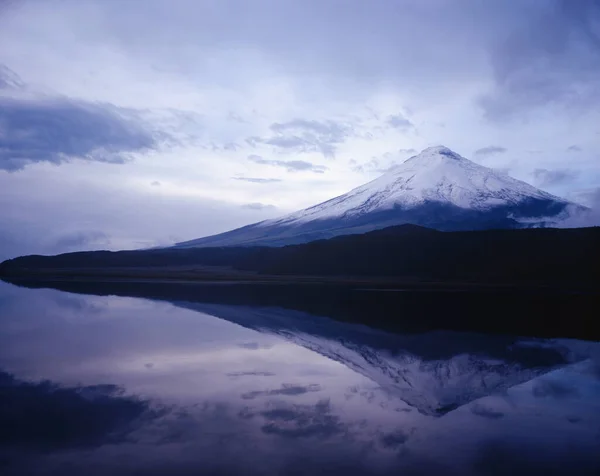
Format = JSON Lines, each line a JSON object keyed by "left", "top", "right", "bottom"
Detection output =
{"left": 156, "top": 302, "right": 584, "bottom": 416}
{"left": 176, "top": 146, "right": 582, "bottom": 248}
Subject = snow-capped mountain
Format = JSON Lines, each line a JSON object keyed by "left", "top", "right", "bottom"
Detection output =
{"left": 176, "top": 146, "right": 583, "bottom": 248}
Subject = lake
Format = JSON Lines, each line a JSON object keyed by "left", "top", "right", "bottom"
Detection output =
{"left": 0, "top": 280, "right": 599, "bottom": 475}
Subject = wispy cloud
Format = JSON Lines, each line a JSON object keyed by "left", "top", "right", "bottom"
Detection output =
{"left": 241, "top": 202, "right": 277, "bottom": 211}
{"left": 474, "top": 146, "right": 507, "bottom": 157}
{"left": 51, "top": 230, "right": 111, "bottom": 252}
{"left": 386, "top": 113, "right": 413, "bottom": 130}
{"left": 533, "top": 168, "right": 579, "bottom": 187}
{"left": 241, "top": 384, "right": 322, "bottom": 400}
{"left": 0, "top": 64, "right": 24, "bottom": 90}
{"left": 232, "top": 176, "right": 282, "bottom": 184}
{"left": 247, "top": 118, "right": 356, "bottom": 157}
{"left": 248, "top": 155, "right": 327, "bottom": 173}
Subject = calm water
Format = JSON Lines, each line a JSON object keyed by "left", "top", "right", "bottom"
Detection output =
{"left": 0, "top": 281, "right": 599, "bottom": 475}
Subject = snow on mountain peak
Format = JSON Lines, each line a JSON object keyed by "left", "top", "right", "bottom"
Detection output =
{"left": 406, "top": 145, "right": 463, "bottom": 162}
{"left": 267, "top": 146, "right": 565, "bottom": 226}
{"left": 175, "top": 146, "right": 581, "bottom": 248}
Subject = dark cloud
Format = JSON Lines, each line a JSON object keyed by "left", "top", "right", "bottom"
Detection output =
{"left": 0, "top": 96, "right": 161, "bottom": 171}
{"left": 474, "top": 146, "right": 507, "bottom": 157}
{"left": 241, "top": 202, "right": 277, "bottom": 211}
{"left": 248, "top": 154, "right": 327, "bottom": 173}
{"left": 151, "top": 180, "right": 161, "bottom": 186}
{"left": 567, "top": 145, "right": 582, "bottom": 152}
{"left": 248, "top": 119, "right": 355, "bottom": 157}
{"left": 226, "top": 371, "right": 276, "bottom": 378}
{"left": 258, "top": 399, "right": 345, "bottom": 439}
{"left": 398, "top": 148, "right": 417, "bottom": 155}
{"left": 386, "top": 114, "right": 413, "bottom": 130}
{"left": 236, "top": 342, "right": 273, "bottom": 350}
{"left": 232, "top": 176, "right": 282, "bottom": 184}
{"left": 241, "top": 383, "right": 322, "bottom": 400}
{"left": 482, "top": 0, "right": 600, "bottom": 119}
{"left": 379, "top": 429, "right": 410, "bottom": 448}
{"left": 470, "top": 403, "right": 504, "bottom": 419}
{"left": 533, "top": 168, "right": 579, "bottom": 187}
{"left": 0, "top": 370, "right": 153, "bottom": 449}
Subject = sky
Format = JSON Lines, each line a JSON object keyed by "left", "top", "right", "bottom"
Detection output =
{"left": 0, "top": 0, "right": 599, "bottom": 260}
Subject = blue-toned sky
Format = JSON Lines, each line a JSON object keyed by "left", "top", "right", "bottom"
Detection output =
{"left": 1, "top": 0, "right": 599, "bottom": 259}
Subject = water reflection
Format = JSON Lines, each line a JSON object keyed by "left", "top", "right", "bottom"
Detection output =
{"left": 0, "top": 372, "right": 155, "bottom": 449}
{"left": 0, "top": 281, "right": 599, "bottom": 475}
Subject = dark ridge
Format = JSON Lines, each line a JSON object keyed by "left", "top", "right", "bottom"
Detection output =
{"left": 1, "top": 225, "right": 599, "bottom": 287}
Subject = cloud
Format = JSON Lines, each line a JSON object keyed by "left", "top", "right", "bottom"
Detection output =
{"left": 379, "top": 429, "right": 410, "bottom": 448}
{"left": 0, "top": 96, "right": 161, "bottom": 171}
{"left": 470, "top": 403, "right": 504, "bottom": 419}
{"left": 474, "top": 146, "right": 507, "bottom": 157}
{"left": 532, "top": 379, "right": 579, "bottom": 399}
{"left": 232, "top": 177, "right": 282, "bottom": 184}
{"left": 247, "top": 155, "right": 327, "bottom": 173}
{"left": 481, "top": 0, "right": 600, "bottom": 119}
{"left": 226, "top": 371, "right": 276, "bottom": 378}
{"left": 533, "top": 168, "right": 579, "bottom": 187}
{"left": 0, "top": 63, "right": 24, "bottom": 89}
{"left": 236, "top": 342, "right": 273, "bottom": 350}
{"left": 0, "top": 370, "right": 153, "bottom": 449}
{"left": 241, "top": 384, "right": 322, "bottom": 400}
{"left": 386, "top": 114, "right": 413, "bottom": 130}
{"left": 241, "top": 202, "right": 277, "bottom": 211}
{"left": 211, "top": 141, "right": 239, "bottom": 152}
{"left": 248, "top": 119, "right": 356, "bottom": 157}
{"left": 352, "top": 158, "right": 388, "bottom": 175}
{"left": 567, "top": 145, "right": 582, "bottom": 152}
{"left": 258, "top": 399, "right": 345, "bottom": 439}
{"left": 51, "top": 230, "right": 111, "bottom": 252}
{"left": 151, "top": 180, "right": 161, "bottom": 186}
{"left": 352, "top": 149, "right": 413, "bottom": 174}
{"left": 556, "top": 187, "right": 600, "bottom": 227}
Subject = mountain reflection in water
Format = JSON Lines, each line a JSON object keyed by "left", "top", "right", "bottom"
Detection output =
{"left": 0, "top": 281, "right": 599, "bottom": 475}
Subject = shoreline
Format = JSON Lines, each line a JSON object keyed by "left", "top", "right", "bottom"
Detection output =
{"left": 3, "top": 269, "right": 599, "bottom": 293}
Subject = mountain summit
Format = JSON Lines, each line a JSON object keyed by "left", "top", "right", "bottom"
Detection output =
{"left": 176, "top": 146, "right": 582, "bottom": 248}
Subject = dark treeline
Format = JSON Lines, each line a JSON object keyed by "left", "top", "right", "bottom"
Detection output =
{"left": 1, "top": 225, "right": 599, "bottom": 285}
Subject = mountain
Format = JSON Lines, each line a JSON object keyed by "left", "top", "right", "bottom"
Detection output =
{"left": 176, "top": 146, "right": 583, "bottom": 248}
{"left": 174, "top": 303, "right": 583, "bottom": 416}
